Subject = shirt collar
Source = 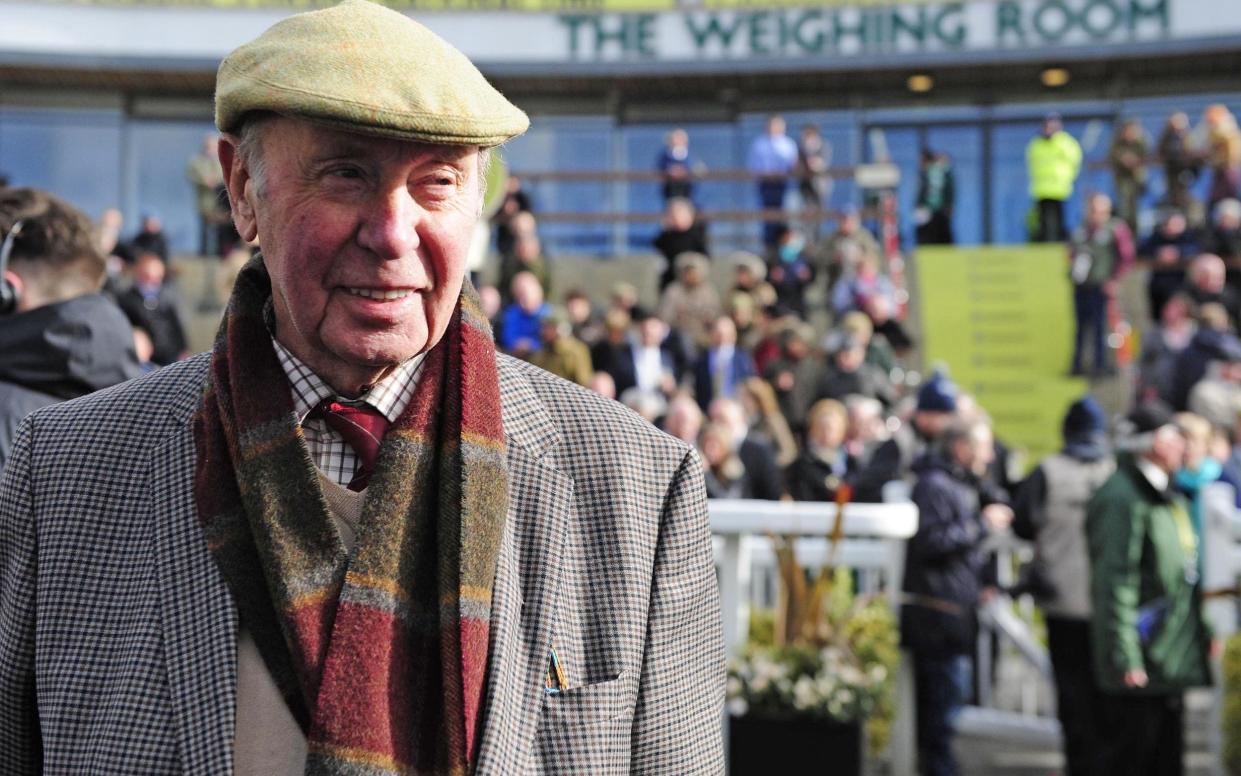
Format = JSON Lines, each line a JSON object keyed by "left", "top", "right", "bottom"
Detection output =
{"left": 269, "top": 336, "right": 424, "bottom": 424}
{"left": 1136, "top": 456, "right": 1170, "bottom": 494}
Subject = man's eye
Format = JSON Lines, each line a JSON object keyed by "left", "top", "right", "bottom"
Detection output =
{"left": 328, "top": 166, "right": 364, "bottom": 180}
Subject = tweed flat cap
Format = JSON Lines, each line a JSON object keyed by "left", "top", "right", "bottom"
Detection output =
{"left": 216, "top": 0, "right": 528, "bottom": 146}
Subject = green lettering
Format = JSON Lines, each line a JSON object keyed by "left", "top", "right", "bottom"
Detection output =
{"left": 934, "top": 3, "right": 966, "bottom": 48}
{"left": 891, "top": 6, "right": 928, "bottom": 47}
{"left": 792, "top": 9, "right": 825, "bottom": 53}
{"left": 592, "top": 16, "right": 630, "bottom": 53}
{"left": 1079, "top": 0, "right": 1120, "bottom": 39}
{"left": 560, "top": 14, "right": 590, "bottom": 56}
{"left": 1033, "top": 0, "right": 1073, "bottom": 42}
{"left": 776, "top": 11, "right": 793, "bottom": 54}
{"left": 831, "top": 8, "right": 871, "bottom": 49}
{"left": 749, "top": 11, "right": 772, "bottom": 55}
{"left": 636, "top": 14, "right": 656, "bottom": 56}
{"left": 1129, "top": 0, "right": 1169, "bottom": 34}
{"left": 685, "top": 12, "right": 745, "bottom": 51}
{"left": 995, "top": 0, "right": 1024, "bottom": 45}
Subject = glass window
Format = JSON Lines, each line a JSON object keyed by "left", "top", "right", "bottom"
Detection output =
{"left": 503, "top": 116, "right": 615, "bottom": 256}
{"left": 125, "top": 119, "right": 219, "bottom": 255}
{"left": 620, "top": 122, "right": 741, "bottom": 253}
{"left": 0, "top": 106, "right": 124, "bottom": 225}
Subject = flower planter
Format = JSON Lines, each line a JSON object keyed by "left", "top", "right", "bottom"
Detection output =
{"left": 728, "top": 714, "right": 862, "bottom": 775}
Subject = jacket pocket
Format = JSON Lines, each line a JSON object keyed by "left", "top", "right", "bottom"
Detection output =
{"left": 532, "top": 672, "right": 633, "bottom": 774}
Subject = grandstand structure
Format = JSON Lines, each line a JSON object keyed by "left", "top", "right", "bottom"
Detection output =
{"left": 0, "top": 0, "right": 1240, "bottom": 255}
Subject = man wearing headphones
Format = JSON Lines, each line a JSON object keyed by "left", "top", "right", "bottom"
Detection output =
{"left": 0, "top": 187, "right": 142, "bottom": 470}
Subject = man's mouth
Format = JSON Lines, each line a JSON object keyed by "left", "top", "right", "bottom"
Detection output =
{"left": 344, "top": 287, "right": 415, "bottom": 301}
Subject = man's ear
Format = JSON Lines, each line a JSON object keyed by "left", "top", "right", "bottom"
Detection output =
{"left": 2, "top": 269, "right": 26, "bottom": 313}
{"left": 218, "top": 135, "right": 258, "bottom": 243}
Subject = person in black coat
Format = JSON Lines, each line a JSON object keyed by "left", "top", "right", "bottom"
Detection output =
{"left": 653, "top": 198, "right": 708, "bottom": 290}
{"left": 0, "top": 187, "right": 142, "bottom": 469}
{"left": 902, "top": 419, "right": 1012, "bottom": 776}
{"left": 129, "top": 212, "right": 171, "bottom": 264}
{"left": 816, "top": 331, "right": 895, "bottom": 409}
{"left": 785, "top": 398, "right": 854, "bottom": 502}
{"left": 1168, "top": 305, "right": 1241, "bottom": 411}
{"left": 113, "top": 251, "right": 189, "bottom": 367}
{"left": 708, "top": 396, "right": 785, "bottom": 501}
{"left": 1139, "top": 209, "right": 1199, "bottom": 321}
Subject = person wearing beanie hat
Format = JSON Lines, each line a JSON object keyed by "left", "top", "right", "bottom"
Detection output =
{"left": 850, "top": 368, "right": 959, "bottom": 502}
{"left": 0, "top": 3, "right": 724, "bottom": 772}
{"left": 917, "top": 368, "right": 959, "bottom": 413}
{"left": 1085, "top": 402, "right": 1210, "bottom": 774}
{"left": 815, "top": 330, "right": 895, "bottom": 410}
{"left": 902, "top": 417, "right": 1013, "bottom": 776}
{"left": 1012, "top": 394, "right": 1115, "bottom": 776}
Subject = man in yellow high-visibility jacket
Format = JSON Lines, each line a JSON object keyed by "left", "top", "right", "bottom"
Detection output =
{"left": 1027, "top": 113, "right": 1083, "bottom": 242}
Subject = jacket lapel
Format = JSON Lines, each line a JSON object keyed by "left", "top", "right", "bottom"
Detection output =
{"left": 149, "top": 363, "right": 238, "bottom": 774}
{"left": 475, "top": 358, "right": 575, "bottom": 774}
{"left": 143, "top": 355, "right": 569, "bottom": 773}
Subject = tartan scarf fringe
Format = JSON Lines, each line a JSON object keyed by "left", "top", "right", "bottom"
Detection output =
{"left": 193, "top": 255, "right": 508, "bottom": 774}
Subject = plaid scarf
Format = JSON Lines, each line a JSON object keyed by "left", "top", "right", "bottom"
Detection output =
{"left": 193, "top": 256, "right": 508, "bottom": 775}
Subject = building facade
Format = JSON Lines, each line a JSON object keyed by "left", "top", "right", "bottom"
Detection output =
{"left": 0, "top": 0, "right": 1238, "bottom": 254}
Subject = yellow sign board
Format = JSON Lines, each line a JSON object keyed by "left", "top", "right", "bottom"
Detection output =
{"left": 916, "top": 245, "right": 1088, "bottom": 471}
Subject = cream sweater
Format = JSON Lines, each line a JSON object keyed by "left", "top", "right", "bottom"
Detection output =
{"left": 233, "top": 476, "right": 365, "bottom": 775}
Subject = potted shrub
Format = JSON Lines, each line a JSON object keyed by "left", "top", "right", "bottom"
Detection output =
{"left": 726, "top": 487, "right": 899, "bottom": 775}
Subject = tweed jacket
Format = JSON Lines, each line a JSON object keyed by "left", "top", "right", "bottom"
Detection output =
{"left": 0, "top": 352, "right": 725, "bottom": 775}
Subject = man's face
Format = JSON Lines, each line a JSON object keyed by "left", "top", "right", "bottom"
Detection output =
{"left": 1163, "top": 214, "right": 1186, "bottom": 237}
{"left": 1087, "top": 197, "right": 1111, "bottom": 226}
{"left": 1149, "top": 426, "right": 1187, "bottom": 474}
{"left": 1194, "top": 259, "right": 1226, "bottom": 294}
{"left": 835, "top": 344, "right": 864, "bottom": 372}
{"left": 639, "top": 317, "right": 667, "bottom": 347}
{"left": 224, "top": 118, "right": 480, "bottom": 389}
{"left": 957, "top": 426, "right": 994, "bottom": 476}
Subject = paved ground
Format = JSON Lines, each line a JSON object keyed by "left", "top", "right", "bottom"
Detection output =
{"left": 951, "top": 688, "right": 1218, "bottom": 776}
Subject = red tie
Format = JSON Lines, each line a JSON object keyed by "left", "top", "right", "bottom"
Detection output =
{"left": 312, "top": 400, "right": 390, "bottom": 491}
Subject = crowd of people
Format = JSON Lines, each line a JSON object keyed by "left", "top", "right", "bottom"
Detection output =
{"left": 633, "top": 105, "right": 1237, "bottom": 776}
{"left": 4, "top": 102, "right": 1241, "bottom": 776}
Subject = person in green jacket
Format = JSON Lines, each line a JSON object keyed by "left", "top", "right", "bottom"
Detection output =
{"left": 1027, "top": 113, "right": 1083, "bottom": 242}
{"left": 1086, "top": 404, "right": 1211, "bottom": 775}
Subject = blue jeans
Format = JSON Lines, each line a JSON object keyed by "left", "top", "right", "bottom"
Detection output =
{"left": 913, "top": 653, "right": 971, "bottom": 776}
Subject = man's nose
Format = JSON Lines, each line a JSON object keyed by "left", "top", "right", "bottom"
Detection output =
{"left": 357, "top": 186, "right": 421, "bottom": 260}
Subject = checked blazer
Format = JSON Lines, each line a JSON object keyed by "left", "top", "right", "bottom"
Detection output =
{"left": 0, "top": 352, "right": 725, "bottom": 775}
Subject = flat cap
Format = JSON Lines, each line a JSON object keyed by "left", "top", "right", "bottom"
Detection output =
{"left": 216, "top": 0, "right": 529, "bottom": 146}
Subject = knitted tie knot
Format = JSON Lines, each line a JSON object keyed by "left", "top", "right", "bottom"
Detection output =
{"left": 313, "top": 399, "right": 390, "bottom": 491}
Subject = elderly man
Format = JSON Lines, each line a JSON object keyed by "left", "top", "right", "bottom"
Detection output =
{"left": 1086, "top": 404, "right": 1211, "bottom": 775}
{"left": 0, "top": 3, "right": 724, "bottom": 774}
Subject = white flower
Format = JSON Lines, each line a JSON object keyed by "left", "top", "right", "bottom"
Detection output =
{"left": 792, "top": 676, "right": 817, "bottom": 710}
{"left": 727, "top": 697, "right": 749, "bottom": 717}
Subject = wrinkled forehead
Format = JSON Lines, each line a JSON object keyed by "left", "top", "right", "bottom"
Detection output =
{"left": 269, "top": 116, "right": 480, "bottom": 170}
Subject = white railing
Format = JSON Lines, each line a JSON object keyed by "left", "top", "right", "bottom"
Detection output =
{"left": 710, "top": 498, "right": 919, "bottom": 775}
{"left": 709, "top": 498, "right": 919, "bottom": 655}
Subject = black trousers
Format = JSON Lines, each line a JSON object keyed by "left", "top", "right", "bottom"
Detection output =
{"left": 1035, "top": 198, "right": 1067, "bottom": 242}
{"left": 1095, "top": 690, "right": 1184, "bottom": 776}
{"left": 1047, "top": 617, "right": 1099, "bottom": 776}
